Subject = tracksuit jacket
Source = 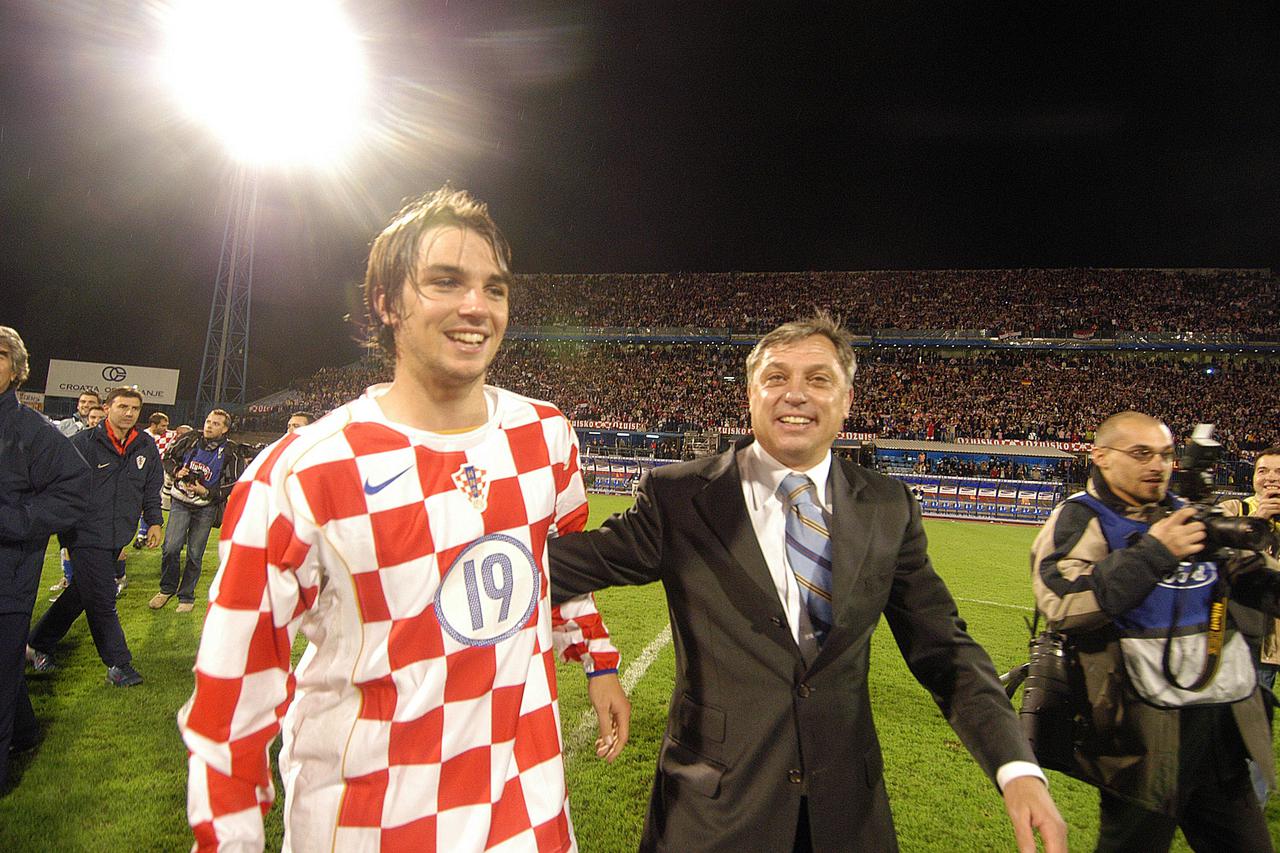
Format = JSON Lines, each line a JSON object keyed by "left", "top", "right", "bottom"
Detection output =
{"left": 64, "top": 423, "right": 163, "bottom": 552}
{"left": 0, "top": 388, "right": 90, "bottom": 615}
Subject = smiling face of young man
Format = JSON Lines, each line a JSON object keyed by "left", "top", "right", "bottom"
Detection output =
{"left": 747, "top": 334, "right": 854, "bottom": 472}
{"left": 77, "top": 392, "right": 100, "bottom": 418}
{"left": 381, "top": 224, "right": 511, "bottom": 409}
{"left": 1255, "top": 455, "right": 1280, "bottom": 502}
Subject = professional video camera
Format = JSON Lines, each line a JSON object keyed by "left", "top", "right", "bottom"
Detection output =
{"left": 1172, "top": 424, "right": 1278, "bottom": 560}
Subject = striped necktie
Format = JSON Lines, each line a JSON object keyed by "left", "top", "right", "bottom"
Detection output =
{"left": 779, "top": 473, "right": 834, "bottom": 645}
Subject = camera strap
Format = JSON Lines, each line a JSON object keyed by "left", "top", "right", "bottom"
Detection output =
{"left": 1160, "top": 576, "right": 1231, "bottom": 693}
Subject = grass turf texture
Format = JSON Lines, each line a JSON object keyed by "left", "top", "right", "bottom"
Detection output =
{"left": 1, "top": 498, "right": 1276, "bottom": 851}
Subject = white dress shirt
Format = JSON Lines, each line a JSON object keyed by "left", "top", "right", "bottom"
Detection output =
{"left": 735, "top": 441, "right": 1045, "bottom": 791}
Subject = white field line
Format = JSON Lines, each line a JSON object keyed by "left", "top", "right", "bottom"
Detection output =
{"left": 567, "top": 623, "right": 673, "bottom": 752}
{"left": 955, "top": 596, "right": 1033, "bottom": 612}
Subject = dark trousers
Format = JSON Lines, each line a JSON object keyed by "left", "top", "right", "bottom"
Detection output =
{"left": 28, "top": 548, "right": 131, "bottom": 668}
{"left": 1096, "top": 706, "right": 1273, "bottom": 853}
{"left": 159, "top": 500, "right": 215, "bottom": 604}
{"left": 0, "top": 612, "right": 39, "bottom": 789}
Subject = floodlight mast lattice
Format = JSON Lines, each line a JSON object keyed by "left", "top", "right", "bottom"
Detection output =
{"left": 195, "top": 167, "right": 258, "bottom": 413}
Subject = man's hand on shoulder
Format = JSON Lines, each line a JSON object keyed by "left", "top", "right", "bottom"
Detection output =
{"left": 1002, "top": 776, "right": 1066, "bottom": 853}
{"left": 587, "top": 672, "right": 631, "bottom": 763}
{"left": 1149, "top": 506, "right": 1206, "bottom": 559}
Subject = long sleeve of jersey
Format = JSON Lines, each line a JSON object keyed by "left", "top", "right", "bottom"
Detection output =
{"left": 179, "top": 439, "right": 318, "bottom": 851}
{"left": 548, "top": 431, "right": 619, "bottom": 676}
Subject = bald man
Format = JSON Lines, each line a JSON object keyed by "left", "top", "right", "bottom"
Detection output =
{"left": 1032, "top": 411, "right": 1280, "bottom": 852}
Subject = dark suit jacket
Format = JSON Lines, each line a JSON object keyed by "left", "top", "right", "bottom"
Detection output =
{"left": 549, "top": 440, "right": 1034, "bottom": 852}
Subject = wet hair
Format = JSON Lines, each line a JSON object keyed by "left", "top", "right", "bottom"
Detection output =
{"left": 362, "top": 184, "right": 513, "bottom": 358}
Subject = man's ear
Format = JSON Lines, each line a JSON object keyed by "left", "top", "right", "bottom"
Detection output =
{"left": 374, "top": 288, "right": 392, "bottom": 326}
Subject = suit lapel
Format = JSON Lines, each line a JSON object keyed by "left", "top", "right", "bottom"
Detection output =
{"left": 824, "top": 459, "right": 875, "bottom": 634}
{"left": 691, "top": 449, "right": 782, "bottom": 610}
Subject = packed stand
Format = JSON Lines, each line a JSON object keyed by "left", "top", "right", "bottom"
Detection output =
{"left": 512, "top": 268, "right": 1278, "bottom": 338}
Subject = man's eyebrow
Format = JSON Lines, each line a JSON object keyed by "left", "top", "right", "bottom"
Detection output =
{"left": 422, "top": 263, "right": 513, "bottom": 286}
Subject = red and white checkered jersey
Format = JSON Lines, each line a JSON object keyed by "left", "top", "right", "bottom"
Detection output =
{"left": 178, "top": 385, "right": 619, "bottom": 852}
{"left": 154, "top": 428, "right": 176, "bottom": 458}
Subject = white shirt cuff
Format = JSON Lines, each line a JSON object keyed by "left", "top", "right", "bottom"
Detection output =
{"left": 996, "top": 760, "right": 1047, "bottom": 791}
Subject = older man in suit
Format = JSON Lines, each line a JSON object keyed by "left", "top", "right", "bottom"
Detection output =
{"left": 549, "top": 314, "right": 1065, "bottom": 852}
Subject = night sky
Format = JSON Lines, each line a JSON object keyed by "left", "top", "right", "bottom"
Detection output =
{"left": 3, "top": 1, "right": 1278, "bottom": 398}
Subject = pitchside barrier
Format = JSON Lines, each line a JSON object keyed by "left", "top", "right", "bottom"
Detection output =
{"left": 893, "top": 473, "right": 1067, "bottom": 524}
{"left": 583, "top": 456, "right": 1068, "bottom": 525}
{"left": 581, "top": 455, "right": 679, "bottom": 495}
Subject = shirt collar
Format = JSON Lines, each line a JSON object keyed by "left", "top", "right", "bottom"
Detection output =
{"left": 742, "top": 441, "right": 833, "bottom": 512}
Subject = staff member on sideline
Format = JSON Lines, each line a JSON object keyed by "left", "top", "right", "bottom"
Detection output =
{"left": 0, "top": 327, "right": 89, "bottom": 791}
{"left": 27, "top": 387, "right": 162, "bottom": 687}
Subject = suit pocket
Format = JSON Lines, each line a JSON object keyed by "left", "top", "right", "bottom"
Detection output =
{"left": 659, "top": 735, "right": 727, "bottom": 798}
{"left": 675, "top": 692, "right": 726, "bottom": 745}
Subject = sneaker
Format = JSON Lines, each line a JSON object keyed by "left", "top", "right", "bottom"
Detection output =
{"left": 48, "top": 577, "right": 68, "bottom": 592}
{"left": 115, "top": 574, "right": 129, "bottom": 599}
{"left": 148, "top": 592, "right": 173, "bottom": 610}
{"left": 25, "top": 647, "right": 55, "bottom": 673}
{"left": 106, "top": 664, "right": 143, "bottom": 687}
{"left": 176, "top": 601, "right": 195, "bottom": 614}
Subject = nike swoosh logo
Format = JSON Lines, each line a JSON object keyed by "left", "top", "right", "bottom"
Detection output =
{"left": 98, "top": 462, "right": 111, "bottom": 468}
{"left": 364, "top": 466, "right": 414, "bottom": 495}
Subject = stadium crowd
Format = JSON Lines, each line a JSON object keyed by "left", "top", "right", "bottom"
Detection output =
{"left": 511, "top": 267, "right": 1277, "bottom": 337}
{"left": 240, "top": 343, "right": 1279, "bottom": 463}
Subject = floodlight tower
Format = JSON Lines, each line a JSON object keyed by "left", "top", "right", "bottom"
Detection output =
{"left": 195, "top": 168, "right": 258, "bottom": 413}
{"left": 159, "top": 0, "right": 367, "bottom": 412}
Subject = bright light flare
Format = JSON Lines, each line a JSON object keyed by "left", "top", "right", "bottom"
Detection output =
{"left": 159, "top": 0, "right": 367, "bottom": 167}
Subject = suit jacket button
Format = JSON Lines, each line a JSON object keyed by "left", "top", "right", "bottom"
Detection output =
{"left": 796, "top": 684, "right": 811, "bottom": 698}
{"left": 770, "top": 616, "right": 783, "bottom": 626}
{"left": 788, "top": 769, "right": 803, "bottom": 784}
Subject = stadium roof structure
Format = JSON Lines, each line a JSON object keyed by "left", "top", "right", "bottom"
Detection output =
{"left": 878, "top": 439, "right": 1076, "bottom": 459}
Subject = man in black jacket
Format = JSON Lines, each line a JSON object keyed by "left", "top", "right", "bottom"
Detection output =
{"left": 28, "top": 387, "right": 162, "bottom": 687}
{"left": 0, "top": 327, "right": 89, "bottom": 791}
{"left": 149, "top": 408, "right": 245, "bottom": 614}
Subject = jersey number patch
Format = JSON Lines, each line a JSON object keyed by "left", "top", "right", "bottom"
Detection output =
{"left": 435, "top": 534, "right": 540, "bottom": 647}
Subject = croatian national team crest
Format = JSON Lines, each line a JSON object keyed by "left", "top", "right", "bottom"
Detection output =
{"left": 451, "top": 463, "right": 490, "bottom": 512}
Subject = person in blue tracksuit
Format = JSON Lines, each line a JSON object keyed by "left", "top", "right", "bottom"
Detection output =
{"left": 27, "top": 386, "right": 162, "bottom": 687}
{"left": 0, "top": 327, "right": 89, "bottom": 791}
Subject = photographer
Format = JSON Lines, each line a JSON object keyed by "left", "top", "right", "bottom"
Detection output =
{"left": 1031, "top": 412, "right": 1280, "bottom": 853}
{"left": 1220, "top": 446, "right": 1280, "bottom": 688}
{"left": 147, "top": 409, "right": 245, "bottom": 614}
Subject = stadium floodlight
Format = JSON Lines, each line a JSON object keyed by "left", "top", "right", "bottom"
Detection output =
{"left": 158, "top": 0, "right": 367, "bottom": 167}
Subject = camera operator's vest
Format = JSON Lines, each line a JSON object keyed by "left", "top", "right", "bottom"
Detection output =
{"left": 1072, "top": 493, "right": 1256, "bottom": 708}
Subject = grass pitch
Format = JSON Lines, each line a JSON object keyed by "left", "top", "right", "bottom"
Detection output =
{"left": 2, "top": 497, "right": 1276, "bottom": 851}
